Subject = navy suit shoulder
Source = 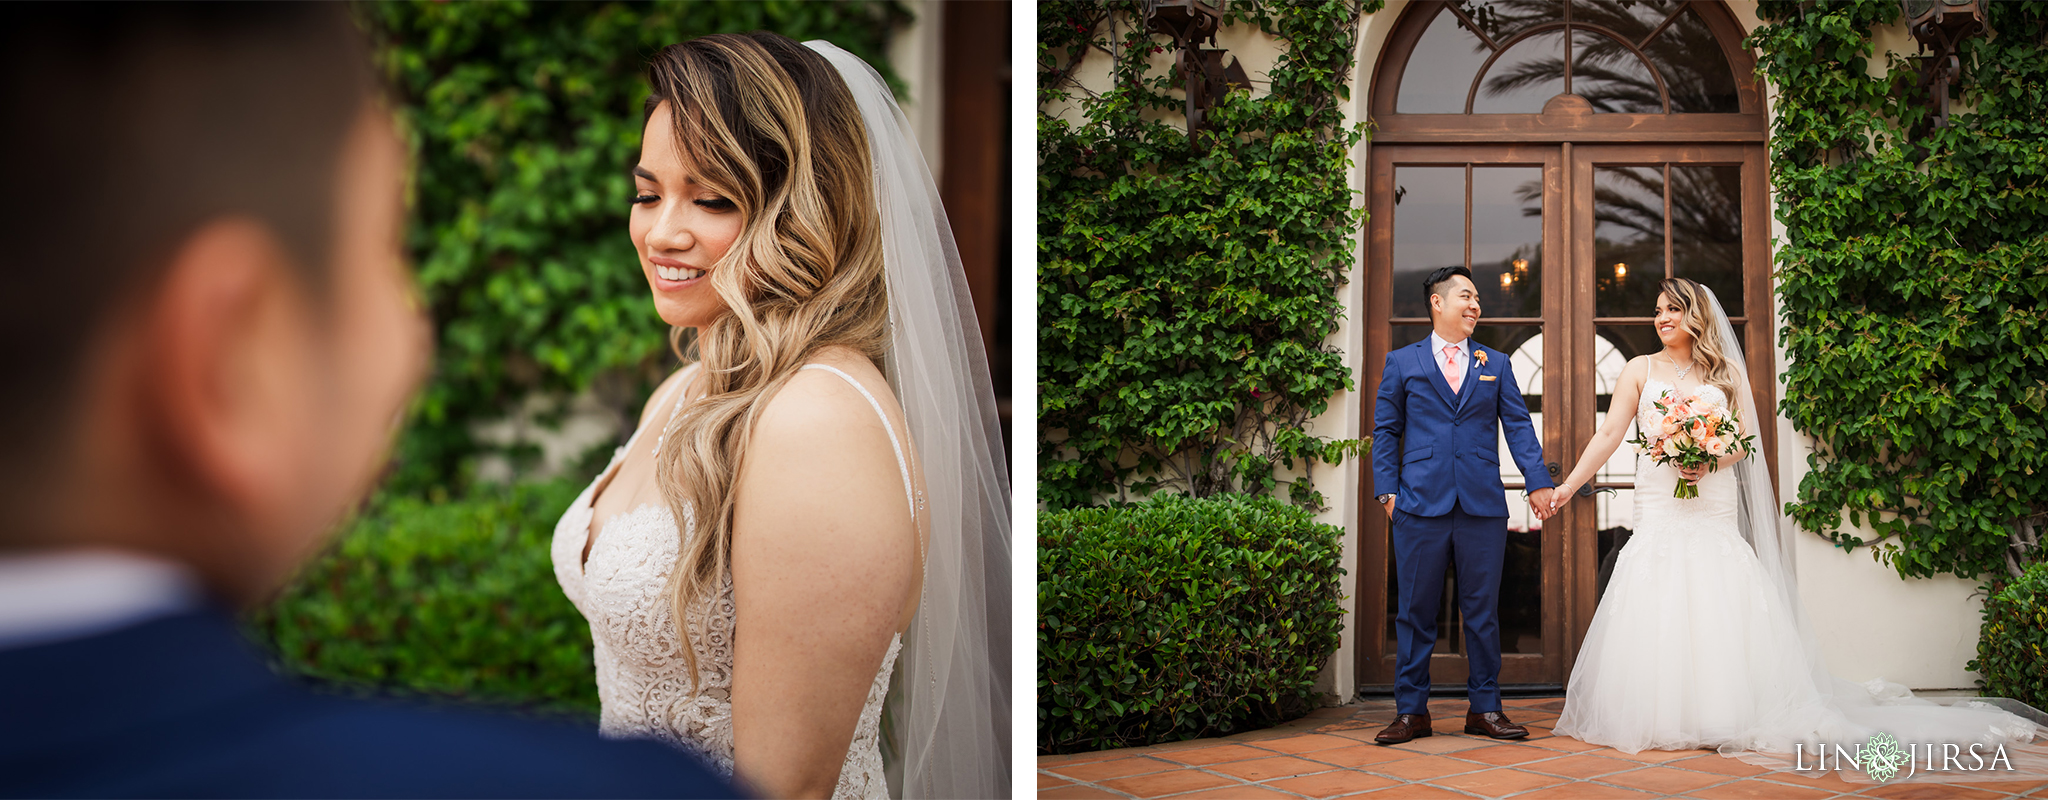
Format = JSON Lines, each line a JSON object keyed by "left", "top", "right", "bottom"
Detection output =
{"left": 0, "top": 610, "right": 737, "bottom": 799}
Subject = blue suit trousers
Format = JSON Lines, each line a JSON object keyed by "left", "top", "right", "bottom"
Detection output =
{"left": 1391, "top": 503, "right": 1507, "bottom": 716}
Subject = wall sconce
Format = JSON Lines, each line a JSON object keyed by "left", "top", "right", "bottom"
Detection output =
{"left": 1613, "top": 263, "right": 1628, "bottom": 279}
{"left": 1500, "top": 272, "right": 1514, "bottom": 289}
{"left": 1143, "top": 0, "right": 1249, "bottom": 136}
{"left": 1903, "top": 0, "right": 1984, "bottom": 130}
{"left": 1512, "top": 258, "right": 1529, "bottom": 277}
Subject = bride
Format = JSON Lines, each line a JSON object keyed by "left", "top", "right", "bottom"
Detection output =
{"left": 1547, "top": 277, "right": 2039, "bottom": 775}
{"left": 548, "top": 33, "right": 1008, "bottom": 799}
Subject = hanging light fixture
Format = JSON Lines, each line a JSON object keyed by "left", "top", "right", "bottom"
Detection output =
{"left": 1614, "top": 263, "right": 1628, "bottom": 279}
{"left": 1902, "top": 0, "right": 1985, "bottom": 130}
{"left": 1142, "top": 0, "right": 1249, "bottom": 136}
{"left": 1500, "top": 272, "right": 1514, "bottom": 289}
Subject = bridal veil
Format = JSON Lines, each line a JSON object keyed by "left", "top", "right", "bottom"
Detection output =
{"left": 803, "top": 41, "right": 1011, "bottom": 799}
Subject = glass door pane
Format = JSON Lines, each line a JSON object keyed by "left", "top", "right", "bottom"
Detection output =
{"left": 1377, "top": 152, "right": 1554, "bottom": 677}
{"left": 1573, "top": 147, "right": 1751, "bottom": 615}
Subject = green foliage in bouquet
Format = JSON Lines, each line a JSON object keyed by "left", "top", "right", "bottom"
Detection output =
{"left": 1037, "top": 494, "right": 1346, "bottom": 754}
{"left": 355, "top": 1, "right": 906, "bottom": 494}
{"left": 1751, "top": 1, "right": 2048, "bottom": 580}
{"left": 247, "top": 478, "right": 602, "bottom": 717}
{"left": 1970, "top": 562, "right": 2048, "bottom": 711}
{"left": 1037, "top": 1, "right": 1374, "bottom": 510}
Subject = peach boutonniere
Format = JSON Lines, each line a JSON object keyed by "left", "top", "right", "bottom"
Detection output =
{"left": 1475, "top": 350, "right": 1489, "bottom": 367}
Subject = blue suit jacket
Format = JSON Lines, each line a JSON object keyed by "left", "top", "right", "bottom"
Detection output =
{"left": 0, "top": 609, "right": 738, "bottom": 799}
{"left": 1372, "top": 338, "right": 1552, "bottom": 517}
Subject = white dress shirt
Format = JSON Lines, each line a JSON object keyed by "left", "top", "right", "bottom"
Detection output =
{"left": 0, "top": 549, "right": 201, "bottom": 650}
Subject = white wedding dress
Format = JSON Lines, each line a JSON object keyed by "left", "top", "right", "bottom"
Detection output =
{"left": 549, "top": 364, "right": 913, "bottom": 799}
{"left": 1557, "top": 379, "right": 2042, "bottom": 774}
{"left": 1555, "top": 379, "right": 1823, "bottom": 752}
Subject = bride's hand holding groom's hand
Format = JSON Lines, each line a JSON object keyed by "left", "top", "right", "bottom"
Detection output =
{"left": 1527, "top": 487, "right": 1558, "bottom": 521}
{"left": 1548, "top": 481, "right": 1575, "bottom": 513}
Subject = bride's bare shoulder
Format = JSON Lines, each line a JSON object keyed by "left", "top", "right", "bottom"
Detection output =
{"left": 1619, "top": 355, "right": 1652, "bottom": 385}
{"left": 752, "top": 347, "right": 898, "bottom": 444}
{"left": 737, "top": 347, "right": 914, "bottom": 540}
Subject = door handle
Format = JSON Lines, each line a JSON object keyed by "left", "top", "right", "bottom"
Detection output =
{"left": 1546, "top": 461, "right": 1561, "bottom": 477}
{"left": 1578, "top": 483, "right": 1596, "bottom": 497}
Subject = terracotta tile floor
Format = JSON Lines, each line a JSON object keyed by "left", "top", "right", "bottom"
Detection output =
{"left": 1038, "top": 697, "right": 2048, "bottom": 799}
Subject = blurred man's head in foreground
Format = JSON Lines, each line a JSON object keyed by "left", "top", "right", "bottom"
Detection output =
{"left": 0, "top": 5, "right": 429, "bottom": 604}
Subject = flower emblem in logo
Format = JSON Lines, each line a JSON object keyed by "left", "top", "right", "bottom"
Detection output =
{"left": 1861, "top": 732, "right": 1910, "bottom": 783}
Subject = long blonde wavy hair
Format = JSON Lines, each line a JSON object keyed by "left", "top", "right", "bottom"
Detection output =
{"left": 1659, "top": 277, "right": 1742, "bottom": 416}
{"left": 644, "top": 32, "right": 889, "bottom": 680}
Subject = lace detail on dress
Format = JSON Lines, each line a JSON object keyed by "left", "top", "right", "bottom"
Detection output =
{"left": 548, "top": 365, "right": 908, "bottom": 799}
{"left": 550, "top": 480, "right": 901, "bottom": 798}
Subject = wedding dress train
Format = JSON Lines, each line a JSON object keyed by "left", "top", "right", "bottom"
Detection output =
{"left": 1556, "top": 379, "right": 2045, "bottom": 781}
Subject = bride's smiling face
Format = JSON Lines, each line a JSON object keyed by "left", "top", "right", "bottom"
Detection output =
{"left": 630, "top": 101, "right": 744, "bottom": 329}
{"left": 1654, "top": 292, "right": 1692, "bottom": 348}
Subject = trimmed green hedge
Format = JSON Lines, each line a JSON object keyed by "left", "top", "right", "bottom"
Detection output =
{"left": 1038, "top": 494, "right": 1346, "bottom": 754}
{"left": 1971, "top": 562, "right": 2048, "bottom": 711}
{"left": 247, "top": 478, "right": 600, "bottom": 718}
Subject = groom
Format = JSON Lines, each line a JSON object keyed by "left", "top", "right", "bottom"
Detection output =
{"left": 0, "top": 7, "right": 731, "bottom": 796}
{"left": 1371, "top": 266, "right": 1555, "bottom": 744}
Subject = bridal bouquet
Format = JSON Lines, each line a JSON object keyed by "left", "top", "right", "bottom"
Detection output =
{"left": 1627, "top": 390, "right": 1755, "bottom": 499}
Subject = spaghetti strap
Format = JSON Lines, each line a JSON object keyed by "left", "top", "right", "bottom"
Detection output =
{"left": 599, "top": 363, "right": 696, "bottom": 486}
{"left": 799, "top": 364, "right": 916, "bottom": 519}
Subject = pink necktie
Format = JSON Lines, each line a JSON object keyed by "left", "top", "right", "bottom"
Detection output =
{"left": 1443, "top": 344, "right": 1463, "bottom": 394}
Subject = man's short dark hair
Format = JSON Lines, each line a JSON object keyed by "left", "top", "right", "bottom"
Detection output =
{"left": 1424, "top": 266, "right": 1474, "bottom": 303}
{"left": 0, "top": 5, "right": 373, "bottom": 511}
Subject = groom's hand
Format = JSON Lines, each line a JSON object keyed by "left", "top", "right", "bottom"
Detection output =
{"left": 1527, "top": 487, "right": 1556, "bottom": 520}
{"left": 1382, "top": 496, "right": 1396, "bottom": 520}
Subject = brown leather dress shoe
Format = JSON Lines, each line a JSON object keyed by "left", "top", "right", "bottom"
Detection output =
{"left": 1374, "top": 713, "right": 1433, "bottom": 745}
{"left": 1465, "top": 710, "right": 1529, "bottom": 739}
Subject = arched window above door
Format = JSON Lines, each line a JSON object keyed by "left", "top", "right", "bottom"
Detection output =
{"left": 1371, "top": 1, "right": 1763, "bottom": 142}
{"left": 1398, "top": 1, "right": 1740, "bottom": 114}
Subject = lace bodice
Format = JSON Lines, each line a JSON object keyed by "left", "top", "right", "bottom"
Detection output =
{"left": 549, "top": 364, "right": 914, "bottom": 800}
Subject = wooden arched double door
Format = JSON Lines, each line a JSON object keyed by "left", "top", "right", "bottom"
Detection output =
{"left": 1356, "top": 0, "right": 1777, "bottom": 690}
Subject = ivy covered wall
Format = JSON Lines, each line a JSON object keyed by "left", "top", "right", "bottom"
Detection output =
{"left": 1037, "top": 0, "right": 1377, "bottom": 511}
{"left": 1750, "top": 0, "right": 2048, "bottom": 584}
